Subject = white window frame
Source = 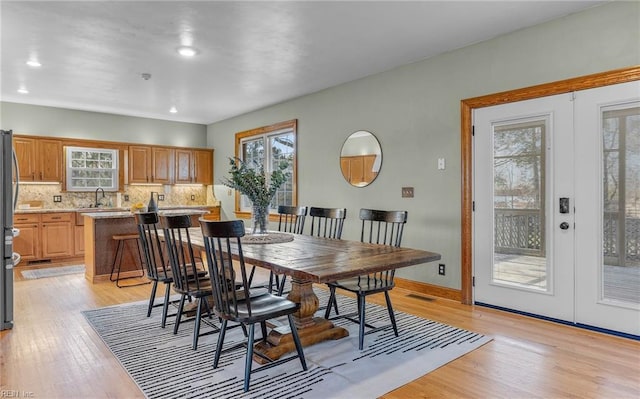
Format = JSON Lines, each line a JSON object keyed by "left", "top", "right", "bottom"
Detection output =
{"left": 66, "top": 146, "right": 119, "bottom": 192}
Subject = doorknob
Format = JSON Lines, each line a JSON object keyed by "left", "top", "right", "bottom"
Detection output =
{"left": 560, "top": 222, "right": 570, "bottom": 230}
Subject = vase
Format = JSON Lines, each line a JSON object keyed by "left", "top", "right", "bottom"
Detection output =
{"left": 251, "top": 204, "right": 269, "bottom": 235}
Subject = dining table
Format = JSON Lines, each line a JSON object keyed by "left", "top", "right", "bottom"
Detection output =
{"left": 184, "top": 227, "right": 441, "bottom": 362}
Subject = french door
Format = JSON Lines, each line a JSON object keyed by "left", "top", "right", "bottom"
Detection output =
{"left": 473, "top": 81, "right": 640, "bottom": 336}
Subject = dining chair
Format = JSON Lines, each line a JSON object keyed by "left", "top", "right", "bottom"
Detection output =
{"left": 270, "top": 205, "right": 308, "bottom": 295}
{"left": 308, "top": 207, "right": 347, "bottom": 239}
{"left": 135, "top": 212, "right": 174, "bottom": 328}
{"left": 200, "top": 219, "right": 307, "bottom": 392}
{"left": 161, "top": 214, "right": 216, "bottom": 350}
{"left": 324, "top": 208, "right": 408, "bottom": 350}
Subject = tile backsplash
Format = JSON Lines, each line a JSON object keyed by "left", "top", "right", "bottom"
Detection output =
{"left": 18, "top": 183, "right": 220, "bottom": 209}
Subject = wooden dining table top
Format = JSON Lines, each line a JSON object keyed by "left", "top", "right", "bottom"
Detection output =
{"left": 185, "top": 228, "right": 442, "bottom": 283}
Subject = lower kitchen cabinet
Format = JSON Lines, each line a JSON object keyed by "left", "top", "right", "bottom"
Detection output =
{"left": 14, "top": 212, "right": 76, "bottom": 263}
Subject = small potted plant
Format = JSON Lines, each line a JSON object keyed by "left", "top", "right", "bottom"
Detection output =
{"left": 221, "top": 157, "right": 289, "bottom": 234}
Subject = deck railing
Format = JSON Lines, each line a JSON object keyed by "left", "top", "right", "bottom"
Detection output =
{"left": 495, "top": 209, "right": 639, "bottom": 266}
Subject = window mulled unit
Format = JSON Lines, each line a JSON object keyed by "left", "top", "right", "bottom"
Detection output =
{"left": 66, "top": 146, "right": 119, "bottom": 191}
{"left": 234, "top": 119, "right": 297, "bottom": 220}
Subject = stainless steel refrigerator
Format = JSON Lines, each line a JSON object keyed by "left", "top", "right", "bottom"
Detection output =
{"left": 1, "top": 129, "right": 20, "bottom": 330}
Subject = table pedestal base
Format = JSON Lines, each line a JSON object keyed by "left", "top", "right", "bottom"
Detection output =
{"left": 253, "top": 317, "right": 348, "bottom": 364}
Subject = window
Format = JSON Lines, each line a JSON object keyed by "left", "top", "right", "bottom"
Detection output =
{"left": 234, "top": 120, "right": 297, "bottom": 218}
{"left": 66, "top": 146, "right": 119, "bottom": 191}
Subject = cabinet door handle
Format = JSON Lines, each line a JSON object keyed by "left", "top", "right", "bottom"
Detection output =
{"left": 40, "top": 172, "right": 43, "bottom": 180}
{"left": 51, "top": 217, "right": 61, "bottom": 220}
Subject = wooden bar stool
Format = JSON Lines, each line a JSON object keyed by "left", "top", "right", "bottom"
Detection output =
{"left": 109, "top": 233, "right": 147, "bottom": 287}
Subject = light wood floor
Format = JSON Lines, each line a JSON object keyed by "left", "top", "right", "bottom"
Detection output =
{"left": 2, "top": 262, "right": 639, "bottom": 398}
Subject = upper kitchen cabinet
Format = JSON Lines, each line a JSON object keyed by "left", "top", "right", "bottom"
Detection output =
{"left": 128, "top": 145, "right": 173, "bottom": 184}
{"left": 175, "top": 148, "right": 213, "bottom": 184}
{"left": 14, "top": 137, "right": 63, "bottom": 182}
{"left": 193, "top": 149, "right": 213, "bottom": 185}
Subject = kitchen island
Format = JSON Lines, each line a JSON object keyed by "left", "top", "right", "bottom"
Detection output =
{"left": 83, "top": 209, "right": 211, "bottom": 283}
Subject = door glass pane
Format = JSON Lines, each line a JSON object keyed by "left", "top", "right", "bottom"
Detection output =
{"left": 602, "top": 105, "right": 640, "bottom": 304}
{"left": 493, "top": 120, "right": 547, "bottom": 290}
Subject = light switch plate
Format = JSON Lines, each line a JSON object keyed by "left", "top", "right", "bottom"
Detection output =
{"left": 438, "top": 158, "right": 446, "bottom": 170}
{"left": 401, "top": 187, "right": 414, "bottom": 198}
{"left": 53, "top": 195, "right": 62, "bottom": 203}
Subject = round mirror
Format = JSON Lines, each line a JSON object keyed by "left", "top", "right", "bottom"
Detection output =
{"left": 340, "top": 130, "right": 382, "bottom": 187}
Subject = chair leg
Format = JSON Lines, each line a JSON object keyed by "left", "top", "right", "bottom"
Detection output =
{"left": 358, "top": 294, "right": 366, "bottom": 350}
{"left": 213, "top": 319, "right": 228, "bottom": 369}
{"left": 243, "top": 324, "right": 255, "bottom": 392}
{"left": 248, "top": 265, "right": 256, "bottom": 286}
{"left": 147, "top": 280, "right": 158, "bottom": 317}
{"left": 324, "top": 286, "right": 336, "bottom": 319}
{"left": 287, "top": 314, "right": 307, "bottom": 371}
{"left": 193, "top": 297, "right": 203, "bottom": 350}
{"left": 384, "top": 291, "right": 399, "bottom": 337}
{"left": 260, "top": 321, "right": 267, "bottom": 343}
{"left": 277, "top": 275, "right": 287, "bottom": 296}
{"left": 173, "top": 294, "right": 186, "bottom": 334}
{"left": 161, "top": 282, "right": 171, "bottom": 328}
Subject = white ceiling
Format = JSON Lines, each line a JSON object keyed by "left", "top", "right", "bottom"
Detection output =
{"left": 1, "top": 1, "right": 605, "bottom": 125}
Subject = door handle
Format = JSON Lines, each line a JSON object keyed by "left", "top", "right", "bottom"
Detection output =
{"left": 560, "top": 222, "right": 570, "bottom": 230}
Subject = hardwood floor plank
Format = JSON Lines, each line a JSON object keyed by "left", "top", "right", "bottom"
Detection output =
{"left": 1, "top": 264, "right": 638, "bottom": 398}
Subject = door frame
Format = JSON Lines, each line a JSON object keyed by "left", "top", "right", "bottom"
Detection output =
{"left": 460, "top": 65, "right": 640, "bottom": 304}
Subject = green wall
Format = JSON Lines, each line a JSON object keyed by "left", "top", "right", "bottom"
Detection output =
{"left": 1, "top": 102, "right": 207, "bottom": 147}
{"left": 207, "top": 2, "right": 640, "bottom": 290}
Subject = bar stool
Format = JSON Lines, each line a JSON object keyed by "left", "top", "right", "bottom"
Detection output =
{"left": 110, "top": 233, "right": 147, "bottom": 287}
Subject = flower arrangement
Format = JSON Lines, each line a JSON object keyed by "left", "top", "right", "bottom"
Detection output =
{"left": 221, "top": 157, "right": 289, "bottom": 233}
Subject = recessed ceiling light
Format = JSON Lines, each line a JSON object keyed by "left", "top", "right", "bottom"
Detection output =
{"left": 26, "top": 60, "right": 41, "bottom": 67}
{"left": 177, "top": 46, "right": 198, "bottom": 57}
{"left": 169, "top": 107, "right": 178, "bottom": 113}
{"left": 17, "top": 88, "right": 29, "bottom": 94}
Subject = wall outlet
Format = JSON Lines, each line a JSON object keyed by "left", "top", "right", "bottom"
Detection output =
{"left": 53, "top": 195, "right": 62, "bottom": 203}
{"left": 438, "top": 264, "right": 446, "bottom": 275}
{"left": 401, "top": 187, "right": 414, "bottom": 198}
{"left": 157, "top": 194, "right": 165, "bottom": 201}
{"left": 191, "top": 195, "right": 196, "bottom": 201}
{"left": 124, "top": 194, "right": 129, "bottom": 201}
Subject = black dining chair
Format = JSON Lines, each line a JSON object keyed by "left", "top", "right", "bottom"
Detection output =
{"left": 161, "top": 214, "right": 215, "bottom": 350}
{"left": 135, "top": 212, "right": 175, "bottom": 328}
{"left": 324, "top": 208, "right": 408, "bottom": 350}
{"left": 270, "top": 205, "right": 308, "bottom": 295}
{"left": 308, "top": 207, "right": 346, "bottom": 239}
{"left": 200, "top": 219, "right": 307, "bottom": 392}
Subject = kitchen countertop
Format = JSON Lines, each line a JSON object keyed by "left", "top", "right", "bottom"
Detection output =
{"left": 15, "top": 204, "right": 220, "bottom": 214}
{"left": 82, "top": 209, "right": 208, "bottom": 219}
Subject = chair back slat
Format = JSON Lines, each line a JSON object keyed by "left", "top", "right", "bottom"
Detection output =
{"left": 309, "top": 207, "right": 347, "bottom": 239}
{"left": 277, "top": 205, "right": 307, "bottom": 234}
{"left": 201, "top": 219, "right": 252, "bottom": 319}
{"left": 359, "top": 208, "right": 408, "bottom": 283}
{"left": 161, "top": 214, "right": 204, "bottom": 293}
{"left": 135, "top": 212, "right": 169, "bottom": 280}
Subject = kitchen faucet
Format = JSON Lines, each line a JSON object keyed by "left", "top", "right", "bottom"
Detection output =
{"left": 95, "top": 187, "right": 105, "bottom": 208}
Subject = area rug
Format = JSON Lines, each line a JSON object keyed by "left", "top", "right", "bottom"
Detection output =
{"left": 20, "top": 264, "right": 85, "bottom": 279}
{"left": 83, "top": 288, "right": 491, "bottom": 399}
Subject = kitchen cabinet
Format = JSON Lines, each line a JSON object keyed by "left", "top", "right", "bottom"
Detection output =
{"left": 174, "top": 149, "right": 193, "bottom": 184}
{"left": 14, "top": 137, "right": 63, "bottom": 182}
{"left": 41, "top": 213, "right": 74, "bottom": 258}
{"left": 13, "top": 214, "right": 40, "bottom": 262}
{"left": 193, "top": 149, "right": 213, "bottom": 185}
{"left": 13, "top": 212, "right": 75, "bottom": 263}
{"left": 174, "top": 148, "right": 214, "bottom": 184}
{"left": 128, "top": 145, "right": 173, "bottom": 184}
{"left": 74, "top": 214, "right": 85, "bottom": 256}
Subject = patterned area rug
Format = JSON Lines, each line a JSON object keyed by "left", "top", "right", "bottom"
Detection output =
{"left": 83, "top": 288, "right": 491, "bottom": 399}
{"left": 20, "top": 264, "right": 85, "bottom": 279}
